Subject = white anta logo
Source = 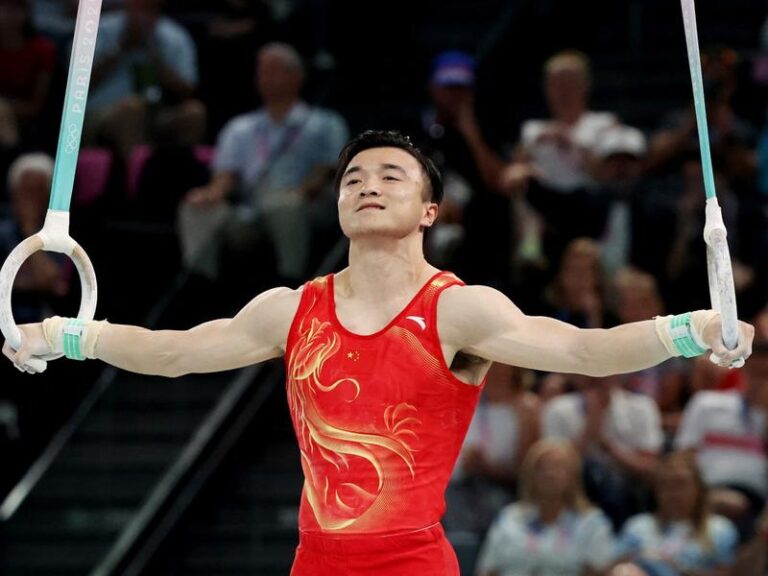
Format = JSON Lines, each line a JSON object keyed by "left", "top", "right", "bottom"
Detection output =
{"left": 406, "top": 316, "right": 427, "bottom": 331}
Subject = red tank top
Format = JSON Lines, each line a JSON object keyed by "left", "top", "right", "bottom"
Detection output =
{"left": 285, "top": 271, "right": 483, "bottom": 535}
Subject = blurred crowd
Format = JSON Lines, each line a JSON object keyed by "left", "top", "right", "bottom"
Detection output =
{"left": 0, "top": 1, "right": 767, "bottom": 575}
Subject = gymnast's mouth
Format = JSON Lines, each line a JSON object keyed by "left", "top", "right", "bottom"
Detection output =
{"left": 356, "top": 203, "right": 385, "bottom": 211}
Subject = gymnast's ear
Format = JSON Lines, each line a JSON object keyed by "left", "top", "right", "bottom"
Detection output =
{"left": 421, "top": 202, "right": 438, "bottom": 229}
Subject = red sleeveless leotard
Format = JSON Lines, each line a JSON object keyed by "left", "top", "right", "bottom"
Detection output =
{"left": 284, "top": 271, "right": 484, "bottom": 575}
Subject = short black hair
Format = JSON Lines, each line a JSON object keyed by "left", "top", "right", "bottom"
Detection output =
{"left": 334, "top": 130, "right": 443, "bottom": 204}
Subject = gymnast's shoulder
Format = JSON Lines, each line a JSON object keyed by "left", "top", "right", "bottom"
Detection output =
{"left": 233, "top": 286, "right": 303, "bottom": 345}
{"left": 437, "top": 283, "right": 525, "bottom": 337}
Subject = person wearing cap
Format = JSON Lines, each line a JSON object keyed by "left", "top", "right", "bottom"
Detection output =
{"left": 414, "top": 50, "right": 512, "bottom": 288}
{"left": 593, "top": 125, "right": 648, "bottom": 277}
{"left": 594, "top": 125, "right": 694, "bottom": 300}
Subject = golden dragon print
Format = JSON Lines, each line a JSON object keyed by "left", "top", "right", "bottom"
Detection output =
{"left": 287, "top": 316, "right": 421, "bottom": 530}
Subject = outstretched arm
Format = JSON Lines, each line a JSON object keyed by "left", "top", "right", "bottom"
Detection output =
{"left": 439, "top": 285, "right": 753, "bottom": 376}
{"left": 3, "top": 287, "right": 301, "bottom": 377}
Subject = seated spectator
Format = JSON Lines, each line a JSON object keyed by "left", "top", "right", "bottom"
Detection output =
{"left": 162, "top": 0, "right": 274, "bottom": 135}
{"left": 665, "top": 160, "right": 746, "bottom": 312}
{"left": 35, "top": 0, "right": 125, "bottom": 44}
{"left": 689, "top": 353, "right": 743, "bottom": 394}
{"left": 86, "top": 0, "right": 206, "bottom": 161}
{"left": 447, "top": 364, "right": 540, "bottom": 533}
{"left": 415, "top": 51, "right": 510, "bottom": 285}
{"left": 674, "top": 341, "right": 768, "bottom": 542}
{"left": 593, "top": 125, "right": 647, "bottom": 277}
{"left": 0, "top": 0, "right": 57, "bottom": 148}
{"left": 500, "top": 50, "right": 618, "bottom": 265}
{"left": 647, "top": 46, "right": 756, "bottom": 193}
{"left": 731, "top": 507, "right": 768, "bottom": 576}
{"left": 593, "top": 125, "right": 687, "bottom": 285}
{"left": 610, "top": 268, "right": 688, "bottom": 437}
{"left": 0, "top": 153, "right": 68, "bottom": 323}
{"left": 536, "top": 371, "right": 571, "bottom": 403}
{"left": 475, "top": 439, "right": 615, "bottom": 576}
{"left": 33, "top": 0, "right": 77, "bottom": 44}
{"left": 543, "top": 372, "right": 663, "bottom": 528}
{"left": 611, "top": 453, "right": 738, "bottom": 576}
{"left": 178, "top": 42, "right": 349, "bottom": 283}
{"left": 534, "top": 238, "right": 604, "bottom": 329}
{"left": 505, "top": 50, "right": 617, "bottom": 194}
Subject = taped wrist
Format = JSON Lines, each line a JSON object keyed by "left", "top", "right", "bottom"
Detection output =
{"left": 654, "top": 311, "right": 716, "bottom": 358}
{"left": 42, "top": 316, "right": 108, "bottom": 360}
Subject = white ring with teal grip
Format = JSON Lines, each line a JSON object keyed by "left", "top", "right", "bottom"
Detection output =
{"left": 0, "top": 213, "right": 98, "bottom": 372}
{"left": 0, "top": 0, "right": 102, "bottom": 374}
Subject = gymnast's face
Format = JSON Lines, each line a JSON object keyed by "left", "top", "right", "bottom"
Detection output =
{"left": 337, "top": 147, "right": 438, "bottom": 241}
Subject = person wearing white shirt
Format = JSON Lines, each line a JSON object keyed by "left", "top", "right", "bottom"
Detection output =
{"left": 543, "top": 374, "right": 663, "bottom": 527}
{"left": 499, "top": 50, "right": 619, "bottom": 265}
{"left": 674, "top": 343, "right": 768, "bottom": 541}
{"left": 85, "top": 0, "right": 206, "bottom": 160}
{"left": 612, "top": 453, "right": 738, "bottom": 576}
{"left": 446, "top": 364, "right": 540, "bottom": 572}
{"left": 476, "top": 440, "right": 615, "bottom": 576}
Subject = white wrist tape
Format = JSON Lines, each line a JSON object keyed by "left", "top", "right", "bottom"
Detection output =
{"left": 42, "top": 316, "right": 108, "bottom": 360}
{"left": 654, "top": 310, "right": 717, "bottom": 358}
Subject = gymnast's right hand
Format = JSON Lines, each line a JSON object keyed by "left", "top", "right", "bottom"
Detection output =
{"left": 2, "top": 323, "right": 51, "bottom": 373}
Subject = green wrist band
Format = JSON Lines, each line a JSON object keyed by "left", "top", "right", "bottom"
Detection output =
{"left": 63, "top": 318, "right": 87, "bottom": 361}
{"left": 670, "top": 312, "right": 707, "bottom": 358}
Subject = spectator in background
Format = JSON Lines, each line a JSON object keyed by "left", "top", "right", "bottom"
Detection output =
{"left": 611, "top": 453, "right": 738, "bottom": 576}
{"left": 178, "top": 43, "right": 348, "bottom": 284}
{"left": 86, "top": 0, "right": 206, "bottom": 161}
{"left": 665, "top": 160, "right": 746, "bottom": 312}
{"left": 592, "top": 124, "right": 685, "bottom": 286}
{"left": 475, "top": 440, "right": 615, "bottom": 576}
{"left": 447, "top": 364, "right": 540, "bottom": 535}
{"left": 534, "top": 238, "right": 604, "bottom": 328}
{"left": 543, "top": 372, "right": 663, "bottom": 528}
{"left": 0, "top": 0, "right": 56, "bottom": 149}
{"left": 162, "top": 0, "right": 274, "bottom": 135}
{"left": 611, "top": 268, "right": 688, "bottom": 437}
{"left": 731, "top": 508, "right": 768, "bottom": 576}
{"left": 674, "top": 342, "right": 768, "bottom": 542}
{"left": 500, "top": 50, "right": 618, "bottom": 265}
{"left": 34, "top": 0, "right": 125, "bottom": 45}
{"left": 457, "top": 364, "right": 540, "bottom": 487}
{"left": 509, "top": 50, "right": 616, "bottom": 192}
{"left": 647, "top": 46, "right": 756, "bottom": 190}
{"left": 415, "top": 51, "right": 511, "bottom": 287}
{"left": 689, "top": 353, "right": 742, "bottom": 395}
{"left": 33, "top": 0, "right": 77, "bottom": 44}
{"left": 593, "top": 125, "right": 650, "bottom": 277}
{"left": 0, "top": 153, "right": 68, "bottom": 323}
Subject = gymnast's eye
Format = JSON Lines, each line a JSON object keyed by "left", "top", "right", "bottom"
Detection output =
{"left": 345, "top": 178, "right": 361, "bottom": 185}
{"left": 383, "top": 175, "right": 400, "bottom": 181}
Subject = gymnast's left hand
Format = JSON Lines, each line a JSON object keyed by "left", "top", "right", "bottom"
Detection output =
{"left": 700, "top": 314, "right": 754, "bottom": 368}
{"left": 2, "top": 323, "right": 51, "bottom": 373}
